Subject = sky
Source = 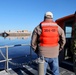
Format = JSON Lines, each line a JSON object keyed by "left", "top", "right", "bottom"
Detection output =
{"left": 0, "top": 0, "right": 76, "bottom": 32}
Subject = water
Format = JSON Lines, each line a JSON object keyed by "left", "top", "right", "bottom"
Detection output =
{"left": 0, "top": 36, "right": 37, "bottom": 69}
{"left": 0, "top": 36, "right": 31, "bottom": 46}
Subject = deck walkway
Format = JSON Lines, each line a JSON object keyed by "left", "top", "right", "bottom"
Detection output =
{"left": 0, "top": 63, "right": 75, "bottom": 75}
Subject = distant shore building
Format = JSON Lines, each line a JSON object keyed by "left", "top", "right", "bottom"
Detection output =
{"left": 22, "top": 30, "right": 28, "bottom": 32}
{"left": 17, "top": 30, "right": 29, "bottom": 33}
{"left": 1, "top": 30, "right": 31, "bottom": 37}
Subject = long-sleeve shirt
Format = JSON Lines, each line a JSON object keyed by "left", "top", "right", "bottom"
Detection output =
{"left": 31, "top": 20, "right": 66, "bottom": 58}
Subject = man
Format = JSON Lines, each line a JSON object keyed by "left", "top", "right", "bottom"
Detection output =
{"left": 31, "top": 11, "right": 66, "bottom": 75}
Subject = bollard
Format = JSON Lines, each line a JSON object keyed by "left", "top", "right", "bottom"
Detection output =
{"left": 38, "top": 56, "right": 45, "bottom": 75}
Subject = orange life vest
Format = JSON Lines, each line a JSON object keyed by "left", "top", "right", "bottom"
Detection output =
{"left": 40, "top": 21, "right": 59, "bottom": 46}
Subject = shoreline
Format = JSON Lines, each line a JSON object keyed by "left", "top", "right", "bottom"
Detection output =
{"left": 8, "top": 32, "right": 31, "bottom": 36}
{"left": 1, "top": 32, "right": 32, "bottom": 37}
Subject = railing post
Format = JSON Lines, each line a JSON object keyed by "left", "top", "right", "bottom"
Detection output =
{"left": 5, "top": 46, "right": 9, "bottom": 72}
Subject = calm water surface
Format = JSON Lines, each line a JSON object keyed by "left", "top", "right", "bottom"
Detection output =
{"left": 0, "top": 36, "right": 37, "bottom": 69}
{"left": 0, "top": 36, "right": 31, "bottom": 46}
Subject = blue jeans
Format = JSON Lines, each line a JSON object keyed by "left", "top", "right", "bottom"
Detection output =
{"left": 44, "top": 57, "right": 60, "bottom": 75}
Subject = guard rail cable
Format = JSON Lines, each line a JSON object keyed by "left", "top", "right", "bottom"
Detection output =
{"left": 0, "top": 50, "right": 33, "bottom": 66}
{"left": 0, "top": 44, "right": 38, "bottom": 72}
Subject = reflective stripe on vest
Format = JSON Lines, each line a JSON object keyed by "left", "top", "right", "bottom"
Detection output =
{"left": 40, "top": 21, "right": 59, "bottom": 46}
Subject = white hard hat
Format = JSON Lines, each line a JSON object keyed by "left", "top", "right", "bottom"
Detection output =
{"left": 45, "top": 11, "right": 53, "bottom": 18}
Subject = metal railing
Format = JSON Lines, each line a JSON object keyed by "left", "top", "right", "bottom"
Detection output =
{"left": 0, "top": 44, "right": 32, "bottom": 72}
{"left": 0, "top": 44, "right": 45, "bottom": 75}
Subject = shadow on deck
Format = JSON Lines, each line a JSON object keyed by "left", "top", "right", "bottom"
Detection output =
{"left": 0, "top": 62, "right": 75, "bottom": 75}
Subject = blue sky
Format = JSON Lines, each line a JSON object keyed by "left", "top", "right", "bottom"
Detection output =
{"left": 0, "top": 0, "right": 76, "bottom": 32}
